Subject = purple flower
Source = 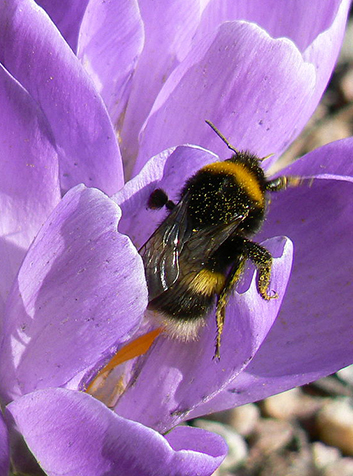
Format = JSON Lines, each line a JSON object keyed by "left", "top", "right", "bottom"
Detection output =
{"left": 0, "top": 0, "right": 352, "bottom": 475}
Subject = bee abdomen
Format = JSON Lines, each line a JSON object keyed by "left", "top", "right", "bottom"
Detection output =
{"left": 147, "top": 268, "right": 225, "bottom": 340}
{"left": 189, "top": 268, "right": 226, "bottom": 296}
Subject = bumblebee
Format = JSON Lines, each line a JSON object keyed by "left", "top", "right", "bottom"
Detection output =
{"left": 140, "top": 121, "right": 302, "bottom": 359}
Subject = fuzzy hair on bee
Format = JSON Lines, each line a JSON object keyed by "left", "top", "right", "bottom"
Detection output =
{"left": 140, "top": 121, "right": 304, "bottom": 359}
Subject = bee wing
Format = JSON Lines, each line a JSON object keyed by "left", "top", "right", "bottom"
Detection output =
{"left": 141, "top": 193, "right": 248, "bottom": 301}
{"left": 175, "top": 214, "right": 247, "bottom": 281}
{"left": 140, "top": 193, "right": 192, "bottom": 299}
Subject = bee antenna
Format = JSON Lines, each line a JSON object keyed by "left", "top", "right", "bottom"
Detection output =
{"left": 205, "top": 120, "right": 239, "bottom": 155}
{"left": 260, "top": 152, "right": 274, "bottom": 162}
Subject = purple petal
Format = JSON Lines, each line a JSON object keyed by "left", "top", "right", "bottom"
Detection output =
{"left": 115, "top": 237, "right": 293, "bottom": 433}
{"left": 120, "top": 0, "right": 203, "bottom": 168}
{"left": 0, "top": 185, "right": 147, "bottom": 401}
{"left": 165, "top": 425, "right": 227, "bottom": 462}
{"left": 132, "top": 23, "right": 311, "bottom": 173}
{"left": 7, "top": 388, "right": 227, "bottom": 476}
{"left": 133, "top": 3, "right": 349, "bottom": 173}
{"left": 0, "top": 64, "right": 60, "bottom": 318}
{"left": 36, "top": 0, "right": 89, "bottom": 52}
{"left": 277, "top": 136, "right": 353, "bottom": 179}
{"left": 0, "top": 0, "right": 123, "bottom": 194}
{"left": 78, "top": 0, "right": 144, "bottom": 128}
{"left": 190, "top": 139, "right": 353, "bottom": 415}
{"left": 195, "top": 0, "right": 347, "bottom": 53}
{"left": 0, "top": 413, "right": 9, "bottom": 476}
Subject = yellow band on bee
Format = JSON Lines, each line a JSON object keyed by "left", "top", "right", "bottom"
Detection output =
{"left": 202, "top": 162, "right": 264, "bottom": 205}
{"left": 190, "top": 269, "right": 226, "bottom": 296}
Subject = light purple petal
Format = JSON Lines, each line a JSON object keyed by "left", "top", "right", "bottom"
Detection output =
{"left": 120, "top": 0, "right": 203, "bottom": 169}
{"left": 36, "top": 0, "right": 89, "bottom": 52}
{"left": 78, "top": 0, "right": 144, "bottom": 129}
{"left": 189, "top": 139, "right": 353, "bottom": 415}
{"left": 133, "top": 2, "right": 349, "bottom": 174}
{"left": 0, "top": 64, "right": 60, "bottom": 320}
{"left": 133, "top": 22, "right": 314, "bottom": 173}
{"left": 277, "top": 136, "right": 353, "bottom": 178}
{"left": 0, "top": 0, "right": 123, "bottom": 194}
{"left": 0, "top": 413, "right": 9, "bottom": 476}
{"left": 0, "top": 185, "right": 147, "bottom": 401}
{"left": 165, "top": 425, "right": 227, "bottom": 462}
{"left": 194, "top": 0, "right": 347, "bottom": 53}
{"left": 195, "top": 1, "right": 350, "bottom": 144}
{"left": 7, "top": 388, "right": 227, "bottom": 476}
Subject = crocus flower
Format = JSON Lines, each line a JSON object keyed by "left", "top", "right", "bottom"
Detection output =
{"left": 0, "top": 0, "right": 352, "bottom": 475}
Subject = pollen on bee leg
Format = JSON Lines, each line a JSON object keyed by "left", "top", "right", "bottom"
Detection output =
{"left": 213, "top": 261, "right": 245, "bottom": 360}
{"left": 85, "top": 328, "right": 162, "bottom": 400}
{"left": 258, "top": 267, "right": 278, "bottom": 300}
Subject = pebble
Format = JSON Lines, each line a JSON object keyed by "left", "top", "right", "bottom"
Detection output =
{"left": 323, "top": 458, "right": 353, "bottom": 476}
{"left": 228, "top": 403, "right": 260, "bottom": 437}
{"left": 316, "top": 398, "right": 353, "bottom": 455}
{"left": 251, "top": 418, "right": 294, "bottom": 454}
{"left": 262, "top": 387, "right": 323, "bottom": 421}
{"left": 312, "top": 441, "right": 341, "bottom": 469}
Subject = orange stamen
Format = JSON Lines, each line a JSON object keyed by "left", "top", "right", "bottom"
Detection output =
{"left": 86, "top": 328, "right": 162, "bottom": 394}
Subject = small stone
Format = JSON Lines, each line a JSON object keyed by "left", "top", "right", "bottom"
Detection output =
{"left": 262, "top": 387, "right": 322, "bottom": 421}
{"left": 251, "top": 419, "right": 294, "bottom": 454}
{"left": 312, "top": 442, "right": 341, "bottom": 470}
{"left": 245, "top": 425, "right": 313, "bottom": 476}
{"left": 228, "top": 403, "right": 260, "bottom": 437}
{"left": 194, "top": 420, "right": 248, "bottom": 473}
{"left": 323, "top": 457, "right": 353, "bottom": 476}
{"left": 262, "top": 388, "right": 301, "bottom": 420}
{"left": 316, "top": 398, "right": 353, "bottom": 455}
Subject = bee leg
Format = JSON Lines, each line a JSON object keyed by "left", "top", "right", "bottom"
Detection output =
{"left": 265, "top": 175, "right": 309, "bottom": 192}
{"left": 214, "top": 260, "right": 245, "bottom": 360}
{"left": 243, "top": 240, "right": 278, "bottom": 300}
{"left": 148, "top": 188, "right": 175, "bottom": 210}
